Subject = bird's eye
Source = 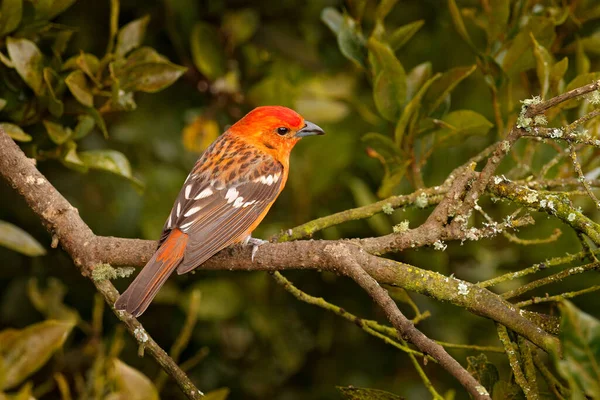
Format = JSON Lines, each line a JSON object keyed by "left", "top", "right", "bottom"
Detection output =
{"left": 276, "top": 127, "right": 289, "bottom": 136}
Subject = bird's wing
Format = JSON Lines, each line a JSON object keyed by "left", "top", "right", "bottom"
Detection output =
{"left": 160, "top": 140, "right": 284, "bottom": 274}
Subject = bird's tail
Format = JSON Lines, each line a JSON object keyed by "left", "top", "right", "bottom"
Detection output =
{"left": 115, "top": 228, "right": 188, "bottom": 317}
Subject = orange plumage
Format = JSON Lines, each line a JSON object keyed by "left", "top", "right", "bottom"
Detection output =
{"left": 115, "top": 106, "right": 324, "bottom": 316}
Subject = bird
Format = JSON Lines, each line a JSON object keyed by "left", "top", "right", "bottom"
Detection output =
{"left": 115, "top": 106, "right": 324, "bottom": 317}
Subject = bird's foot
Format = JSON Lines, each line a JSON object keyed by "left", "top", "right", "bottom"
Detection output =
{"left": 244, "top": 236, "right": 267, "bottom": 261}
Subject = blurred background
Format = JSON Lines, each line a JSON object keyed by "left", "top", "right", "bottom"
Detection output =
{"left": 1, "top": 0, "right": 600, "bottom": 398}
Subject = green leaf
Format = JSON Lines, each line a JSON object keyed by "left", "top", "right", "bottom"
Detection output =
{"left": 570, "top": 31, "right": 600, "bottom": 56}
{"left": 0, "top": 122, "right": 31, "bottom": 142}
{"left": 447, "top": 0, "right": 478, "bottom": 53}
{"left": 182, "top": 279, "right": 243, "bottom": 320}
{"left": 467, "top": 354, "right": 499, "bottom": 396}
{"left": 0, "top": 220, "right": 45, "bottom": 257}
{"left": 60, "top": 140, "right": 87, "bottom": 172}
{"left": 65, "top": 70, "right": 93, "bottom": 107}
{"left": 78, "top": 149, "right": 142, "bottom": 188}
{"left": 222, "top": 9, "right": 259, "bottom": 48}
{"left": 423, "top": 65, "right": 476, "bottom": 116}
{"left": 561, "top": 72, "right": 600, "bottom": 109}
{"left": 203, "top": 388, "right": 230, "bottom": 400}
{"left": 0, "top": 320, "right": 73, "bottom": 390}
{"left": 553, "top": 301, "right": 600, "bottom": 398}
{"left": 368, "top": 38, "right": 406, "bottom": 122}
{"left": 27, "top": 278, "right": 80, "bottom": 323}
{"left": 248, "top": 76, "right": 297, "bottom": 108}
{"left": 43, "top": 67, "right": 64, "bottom": 117}
{"left": 294, "top": 97, "right": 349, "bottom": 123}
{"left": 321, "top": 7, "right": 343, "bottom": 35}
{"left": 106, "top": 0, "right": 119, "bottom": 54}
{"left": 6, "top": 37, "right": 44, "bottom": 94}
{"left": 124, "top": 46, "right": 169, "bottom": 66}
{"left": 487, "top": 0, "right": 509, "bottom": 41}
{"left": 322, "top": 9, "right": 367, "bottom": 68}
{"left": 86, "top": 107, "right": 108, "bottom": 139}
{"left": 0, "top": 0, "right": 22, "bottom": 36}
{"left": 190, "top": 22, "right": 226, "bottom": 80}
{"left": 337, "top": 14, "right": 367, "bottom": 68}
{"left": 550, "top": 57, "right": 568, "bottom": 96}
{"left": 388, "top": 20, "right": 424, "bottom": 51}
{"left": 117, "top": 61, "right": 186, "bottom": 93}
{"left": 337, "top": 386, "right": 404, "bottom": 399}
{"left": 73, "top": 114, "right": 95, "bottom": 140}
{"left": 115, "top": 15, "right": 150, "bottom": 57}
{"left": 395, "top": 72, "right": 441, "bottom": 145}
{"left": 375, "top": 0, "right": 399, "bottom": 21}
{"left": 501, "top": 17, "right": 555, "bottom": 77}
{"left": 363, "top": 132, "right": 410, "bottom": 198}
{"left": 43, "top": 120, "right": 71, "bottom": 144}
{"left": 0, "top": 51, "right": 13, "bottom": 68}
{"left": 27, "top": 0, "right": 77, "bottom": 21}
{"left": 52, "top": 29, "right": 73, "bottom": 56}
{"left": 63, "top": 52, "right": 100, "bottom": 83}
{"left": 347, "top": 177, "right": 391, "bottom": 235}
{"left": 406, "top": 62, "right": 432, "bottom": 101}
{"left": 531, "top": 35, "right": 553, "bottom": 98}
{"left": 576, "top": 39, "right": 591, "bottom": 76}
{"left": 0, "top": 99, "right": 7, "bottom": 112}
{"left": 110, "top": 359, "right": 159, "bottom": 400}
{"left": 430, "top": 110, "right": 493, "bottom": 146}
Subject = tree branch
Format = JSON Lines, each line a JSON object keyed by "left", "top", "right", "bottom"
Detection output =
{"left": 0, "top": 131, "right": 204, "bottom": 400}
{"left": 325, "top": 243, "right": 491, "bottom": 399}
{"left": 0, "top": 122, "right": 561, "bottom": 396}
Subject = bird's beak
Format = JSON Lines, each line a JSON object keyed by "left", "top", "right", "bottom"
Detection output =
{"left": 296, "top": 121, "right": 325, "bottom": 138}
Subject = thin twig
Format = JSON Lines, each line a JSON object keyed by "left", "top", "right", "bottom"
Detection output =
{"left": 518, "top": 337, "right": 539, "bottom": 397}
{"left": 516, "top": 284, "right": 600, "bottom": 307}
{"left": 333, "top": 249, "right": 491, "bottom": 399}
{"left": 568, "top": 144, "right": 600, "bottom": 209}
{"left": 497, "top": 325, "right": 537, "bottom": 399}
{"left": 156, "top": 289, "right": 202, "bottom": 392}
{"left": 532, "top": 351, "right": 570, "bottom": 399}
{"left": 270, "top": 271, "right": 430, "bottom": 359}
{"left": 478, "top": 251, "right": 589, "bottom": 288}
{"left": 502, "top": 262, "right": 599, "bottom": 300}
{"left": 0, "top": 130, "right": 204, "bottom": 400}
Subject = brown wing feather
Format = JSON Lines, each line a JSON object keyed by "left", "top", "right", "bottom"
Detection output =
{"left": 177, "top": 176, "right": 282, "bottom": 273}
{"left": 158, "top": 133, "right": 285, "bottom": 274}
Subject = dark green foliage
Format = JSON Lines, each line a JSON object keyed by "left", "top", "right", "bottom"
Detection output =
{"left": 1, "top": 0, "right": 600, "bottom": 399}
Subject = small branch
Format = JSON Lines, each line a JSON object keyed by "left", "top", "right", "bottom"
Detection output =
{"left": 568, "top": 144, "right": 600, "bottom": 209}
{"left": 269, "top": 271, "right": 447, "bottom": 398}
{"left": 478, "top": 251, "right": 589, "bottom": 288}
{"left": 523, "top": 80, "right": 600, "bottom": 117}
{"left": 516, "top": 284, "right": 600, "bottom": 307}
{"left": 434, "top": 341, "right": 504, "bottom": 353}
{"left": 502, "top": 262, "right": 599, "bottom": 300}
{"left": 332, "top": 247, "right": 491, "bottom": 399}
{"left": 270, "top": 271, "right": 429, "bottom": 359}
{"left": 497, "top": 325, "right": 537, "bottom": 400}
{"left": 156, "top": 289, "right": 201, "bottom": 392}
{"left": 518, "top": 337, "right": 539, "bottom": 398}
{"left": 0, "top": 123, "right": 564, "bottom": 394}
{"left": 0, "top": 130, "right": 204, "bottom": 400}
{"left": 488, "top": 179, "right": 600, "bottom": 245}
{"left": 533, "top": 351, "right": 570, "bottom": 399}
{"left": 276, "top": 188, "right": 446, "bottom": 241}
{"left": 503, "top": 228, "right": 562, "bottom": 246}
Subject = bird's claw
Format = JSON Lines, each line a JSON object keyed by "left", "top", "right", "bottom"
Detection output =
{"left": 245, "top": 237, "right": 267, "bottom": 262}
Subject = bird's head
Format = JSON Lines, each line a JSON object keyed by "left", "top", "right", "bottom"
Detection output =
{"left": 228, "top": 106, "right": 324, "bottom": 158}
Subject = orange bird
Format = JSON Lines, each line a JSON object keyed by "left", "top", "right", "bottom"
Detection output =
{"left": 115, "top": 106, "right": 324, "bottom": 316}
